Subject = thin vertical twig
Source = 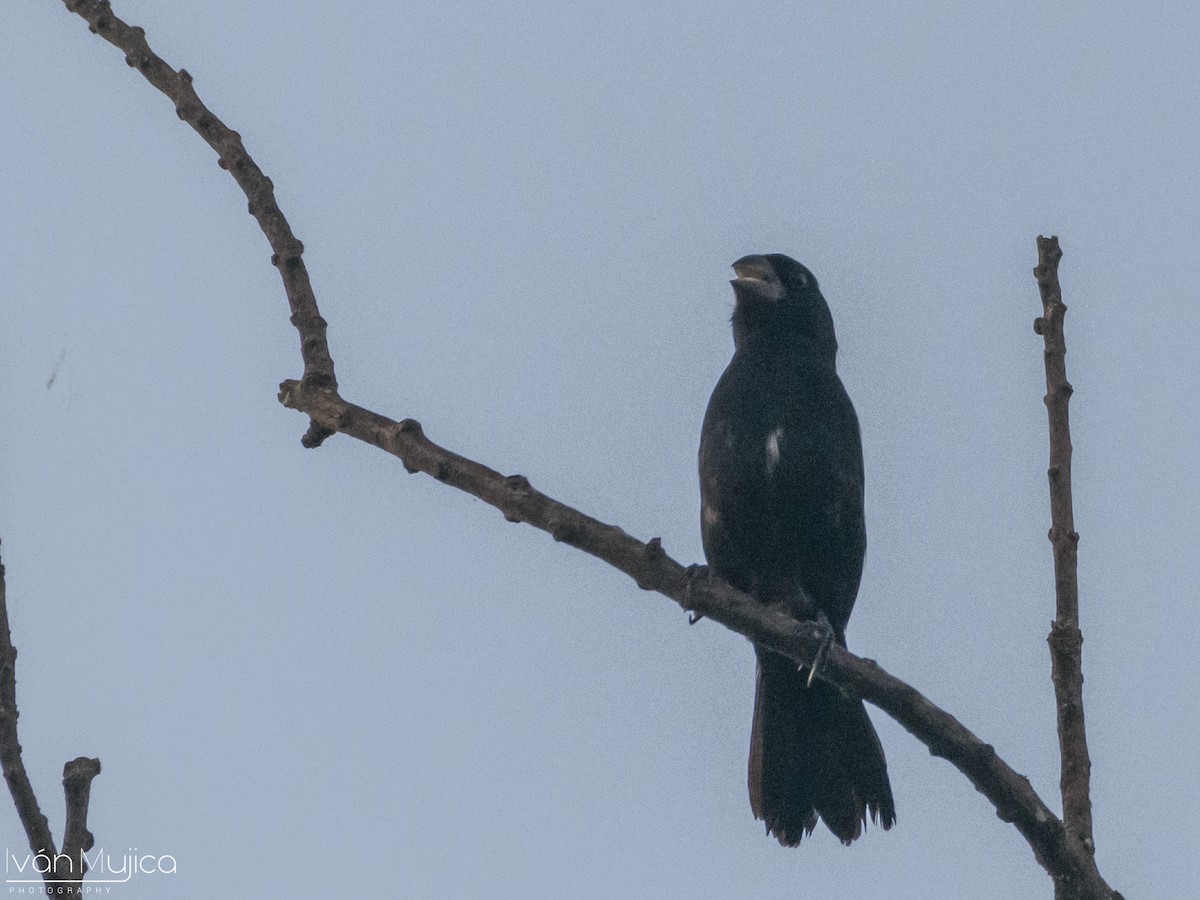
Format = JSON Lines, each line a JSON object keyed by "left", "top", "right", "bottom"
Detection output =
{"left": 1033, "top": 237, "right": 1095, "bottom": 893}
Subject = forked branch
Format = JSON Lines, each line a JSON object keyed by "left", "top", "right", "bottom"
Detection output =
{"left": 0, "top": 547, "right": 102, "bottom": 889}
{"left": 54, "top": 3, "right": 1120, "bottom": 897}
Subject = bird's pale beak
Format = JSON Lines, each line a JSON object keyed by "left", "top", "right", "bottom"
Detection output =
{"left": 731, "top": 255, "right": 783, "bottom": 302}
{"left": 732, "top": 255, "right": 774, "bottom": 282}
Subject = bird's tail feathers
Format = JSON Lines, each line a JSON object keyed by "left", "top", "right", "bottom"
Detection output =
{"left": 748, "top": 650, "right": 896, "bottom": 846}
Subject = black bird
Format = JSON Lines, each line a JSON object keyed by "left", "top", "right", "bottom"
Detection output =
{"left": 699, "top": 253, "right": 895, "bottom": 846}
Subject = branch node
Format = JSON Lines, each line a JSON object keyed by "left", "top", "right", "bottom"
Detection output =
{"left": 302, "top": 372, "right": 335, "bottom": 392}
{"left": 301, "top": 422, "right": 335, "bottom": 449}
{"left": 549, "top": 519, "right": 581, "bottom": 545}
{"left": 504, "top": 474, "right": 531, "bottom": 493}
{"left": 1047, "top": 623, "right": 1082, "bottom": 649}
{"left": 635, "top": 538, "right": 666, "bottom": 589}
{"left": 271, "top": 244, "right": 305, "bottom": 270}
{"left": 394, "top": 421, "right": 424, "bottom": 473}
{"left": 502, "top": 476, "right": 530, "bottom": 518}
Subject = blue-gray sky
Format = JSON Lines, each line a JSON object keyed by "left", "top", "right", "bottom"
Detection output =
{"left": 3, "top": 1, "right": 1198, "bottom": 897}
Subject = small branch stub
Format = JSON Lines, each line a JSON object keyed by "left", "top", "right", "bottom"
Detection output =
{"left": 60, "top": 757, "right": 102, "bottom": 881}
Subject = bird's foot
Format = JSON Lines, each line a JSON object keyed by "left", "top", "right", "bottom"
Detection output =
{"left": 684, "top": 564, "right": 712, "bottom": 624}
{"left": 804, "top": 611, "right": 835, "bottom": 687}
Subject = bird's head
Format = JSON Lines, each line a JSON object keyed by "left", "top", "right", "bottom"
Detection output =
{"left": 729, "top": 253, "right": 837, "bottom": 361}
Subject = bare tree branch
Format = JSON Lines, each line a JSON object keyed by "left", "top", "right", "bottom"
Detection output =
{"left": 277, "top": 382, "right": 1121, "bottom": 899}
{"left": 53, "top": 2, "right": 1122, "bottom": 897}
{"left": 59, "top": 0, "right": 337, "bottom": 445}
{"left": 0, "top": 548, "right": 56, "bottom": 858}
{"left": 1034, "top": 237, "right": 1095, "bottom": 897}
{"left": 0, "top": 547, "right": 102, "bottom": 889}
